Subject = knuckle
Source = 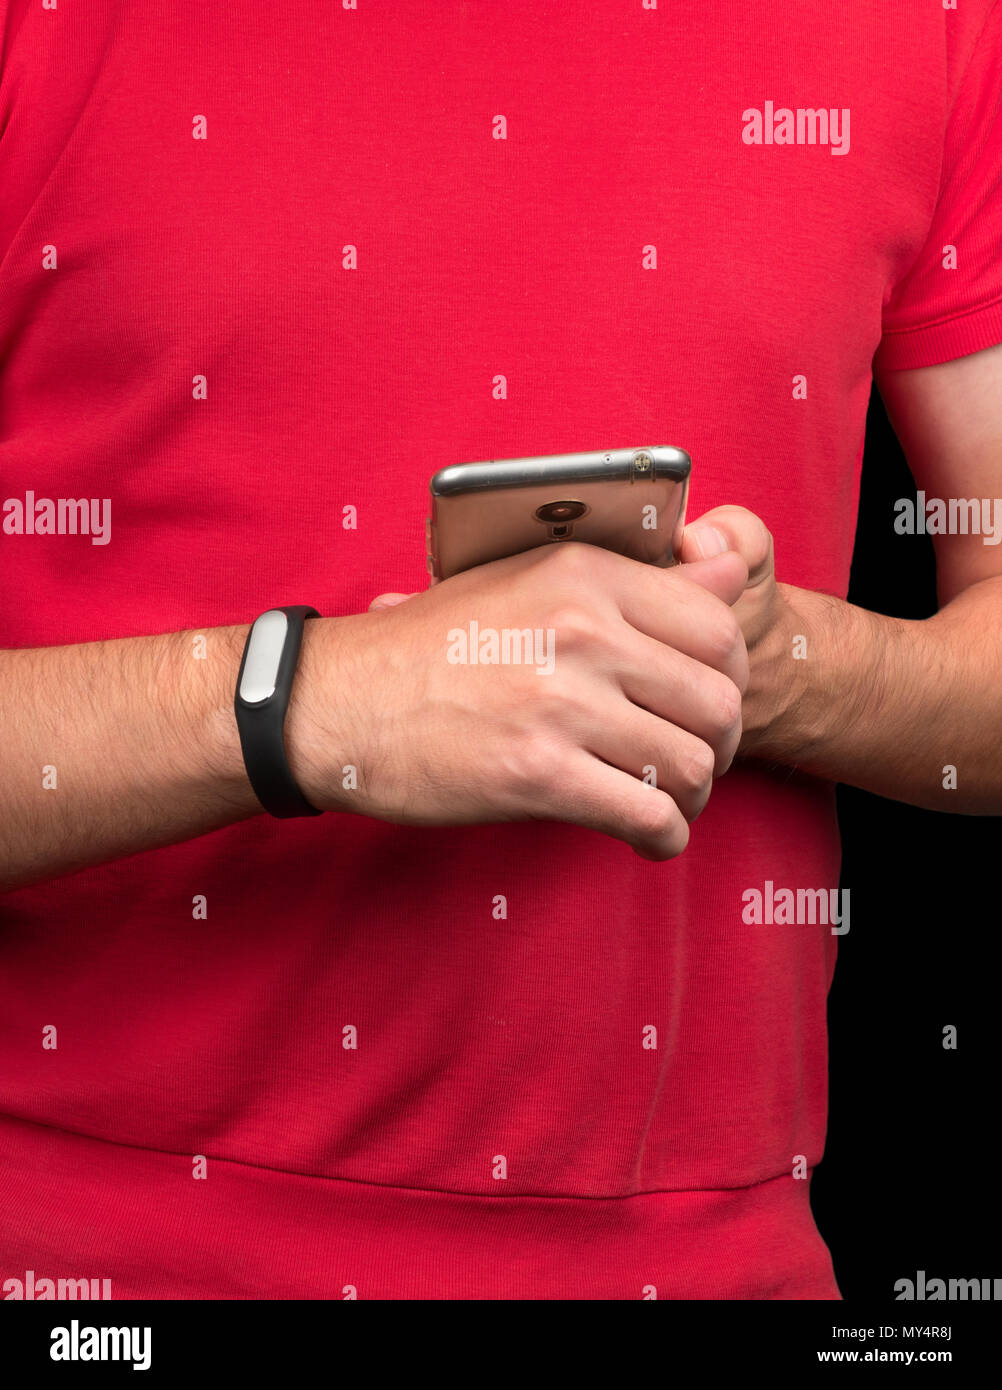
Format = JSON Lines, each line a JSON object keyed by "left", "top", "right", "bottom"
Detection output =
{"left": 543, "top": 603, "right": 599, "bottom": 648}
{"left": 541, "top": 540, "right": 593, "bottom": 580}
{"left": 728, "top": 506, "right": 773, "bottom": 565}
{"left": 500, "top": 733, "right": 563, "bottom": 798}
{"left": 528, "top": 678, "right": 578, "bottom": 726}
{"left": 705, "top": 610, "right": 744, "bottom": 666}
{"left": 719, "top": 504, "right": 757, "bottom": 528}
{"left": 712, "top": 677, "right": 743, "bottom": 734}
{"left": 677, "top": 741, "right": 715, "bottom": 797}
{"left": 630, "top": 792, "right": 679, "bottom": 843}
{"left": 631, "top": 798, "right": 689, "bottom": 860}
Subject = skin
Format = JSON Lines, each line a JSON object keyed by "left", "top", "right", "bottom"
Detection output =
{"left": 370, "top": 345, "right": 1002, "bottom": 815}
{"left": 691, "top": 340, "right": 1002, "bottom": 814}
{"left": 284, "top": 542, "right": 748, "bottom": 852}
{"left": 1, "top": 343, "right": 1000, "bottom": 890}
{"left": 0, "top": 545, "right": 748, "bottom": 890}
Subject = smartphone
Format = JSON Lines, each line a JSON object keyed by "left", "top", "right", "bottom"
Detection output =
{"left": 426, "top": 446, "right": 691, "bottom": 581}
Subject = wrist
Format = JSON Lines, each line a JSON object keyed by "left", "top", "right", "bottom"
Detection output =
{"left": 283, "top": 614, "right": 359, "bottom": 814}
{"left": 154, "top": 624, "right": 263, "bottom": 816}
{"left": 737, "top": 583, "right": 814, "bottom": 761}
{"left": 745, "top": 583, "right": 908, "bottom": 773}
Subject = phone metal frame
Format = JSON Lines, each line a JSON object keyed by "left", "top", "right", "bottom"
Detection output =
{"left": 427, "top": 445, "right": 691, "bottom": 581}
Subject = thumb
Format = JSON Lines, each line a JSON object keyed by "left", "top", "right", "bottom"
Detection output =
{"left": 679, "top": 506, "right": 773, "bottom": 589}
{"left": 675, "top": 548, "right": 749, "bottom": 607}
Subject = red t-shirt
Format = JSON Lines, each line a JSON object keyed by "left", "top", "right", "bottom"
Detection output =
{"left": 1, "top": 2, "right": 1000, "bottom": 1299}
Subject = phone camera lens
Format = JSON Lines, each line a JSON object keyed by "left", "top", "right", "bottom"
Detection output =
{"left": 535, "top": 499, "right": 588, "bottom": 524}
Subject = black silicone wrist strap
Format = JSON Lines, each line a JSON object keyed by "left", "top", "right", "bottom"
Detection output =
{"left": 234, "top": 605, "right": 323, "bottom": 819}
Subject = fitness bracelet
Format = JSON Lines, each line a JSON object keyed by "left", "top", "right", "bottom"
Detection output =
{"left": 233, "top": 605, "right": 323, "bottom": 819}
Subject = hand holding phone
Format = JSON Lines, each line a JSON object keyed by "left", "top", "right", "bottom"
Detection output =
{"left": 286, "top": 535, "right": 748, "bottom": 862}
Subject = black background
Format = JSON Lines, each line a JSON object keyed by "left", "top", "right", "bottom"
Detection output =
{"left": 810, "top": 386, "right": 998, "bottom": 1299}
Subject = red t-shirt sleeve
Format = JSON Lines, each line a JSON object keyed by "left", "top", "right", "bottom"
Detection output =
{"left": 874, "top": 0, "right": 1002, "bottom": 371}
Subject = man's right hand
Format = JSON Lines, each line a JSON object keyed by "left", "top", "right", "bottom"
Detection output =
{"left": 286, "top": 541, "right": 749, "bottom": 861}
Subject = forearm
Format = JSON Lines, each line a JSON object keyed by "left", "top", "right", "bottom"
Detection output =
{"left": 0, "top": 625, "right": 263, "bottom": 892}
{"left": 741, "top": 576, "right": 1002, "bottom": 814}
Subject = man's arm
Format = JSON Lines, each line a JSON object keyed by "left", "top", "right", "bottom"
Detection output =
{"left": 684, "top": 342, "right": 1002, "bottom": 813}
{"left": 0, "top": 543, "right": 751, "bottom": 891}
{"left": 0, "top": 625, "right": 263, "bottom": 891}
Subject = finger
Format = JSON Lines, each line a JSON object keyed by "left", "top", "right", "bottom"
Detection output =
{"left": 545, "top": 750, "right": 689, "bottom": 861}
{"left": 611, "top": 555, "right": 749, "bottom": 688}
{"left": 614, "top": 629, "right": 744, "bottom": 764}
{"left": 581, "top": 698, "right": 717, "bottom": 822}
{"left": 680, "top": 505, "right": 773, "bottom": 588}
{"left": 672, "top": 549, "right": 750, "bottom": 605}
{"left": 368, "top": 591, "right": 417, "bottom": 611}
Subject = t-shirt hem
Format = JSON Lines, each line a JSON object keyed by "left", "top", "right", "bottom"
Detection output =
{"left": 875, "top": 296, "right": 1002, "bottom": 371}
{"left": 0, "top": 1113, "right": 841, "bottom": 1300}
